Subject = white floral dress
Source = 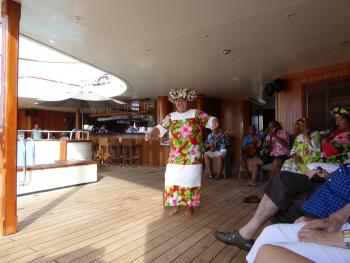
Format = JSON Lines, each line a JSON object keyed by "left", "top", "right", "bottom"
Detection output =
{"left": 156, "top": 109, "right": 215, "bottom": 208}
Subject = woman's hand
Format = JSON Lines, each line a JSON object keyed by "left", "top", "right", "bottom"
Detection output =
{"left": 304, "top": 169, "right": 318, "bottom": 179}
{"left": 298, "top": 229, "right": 345, "bottom": 248}
{"left": 301, "top": 217, "right": 343, "bottom": 233}
{"left": 145, "top": 128, "right": 160, "bottom": 142}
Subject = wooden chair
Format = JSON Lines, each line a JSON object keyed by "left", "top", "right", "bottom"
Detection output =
{"left": 95, "top": 137, "right": 112, "bottom": 165}
{"left": 121, "top": 138, "right": 141, "bottom": 167}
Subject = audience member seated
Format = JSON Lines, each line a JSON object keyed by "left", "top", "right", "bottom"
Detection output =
{"left": 125, "top": 121, "right": 138, "bottom": 133}
{"left": 245, "top": 121, "right": 289, "bottom": 186}
{"left": 204, "top": 120, "right": 229, "bottom": 180}
{"left": 214, "top": 158, "right": 350, "bottom": 252}
{"left": 241, "top": 125, "right": 261, "bottom": 176}
{"left": 31, "top": 122, "right": 42, "bottom": 140}
{"left": 321, "top": 106, "right": 350, "bottom": 164}
{"left": 247, "top": 169, "right": 350, "bottom": 263}
{"left": 98, "top": 125, "right": 109, "bottom": 133}
{"left": 281, "top": 118, "right": 321, "bottom": 174}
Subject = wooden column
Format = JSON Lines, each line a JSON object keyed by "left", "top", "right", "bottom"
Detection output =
{"left": 156, "top": 96, "right": 172, "bottom": 123}
{"left": 0, "top": 0, "right": 21, "bottom": 236}
{"left": 75, "top": 108, "right": 80, "bottom": 129}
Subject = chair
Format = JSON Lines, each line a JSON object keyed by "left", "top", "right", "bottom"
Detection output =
{"left": 110, "top": 138, "right": 122, "bottom": 166}
{"left": 121, "top": 138, "right": 141, "bottom": 167}
{"left": 95, "top": 137, "right": 112, "bottom": 165}
{"left": 210, "top": 147, "right": 232, "bottom": 179}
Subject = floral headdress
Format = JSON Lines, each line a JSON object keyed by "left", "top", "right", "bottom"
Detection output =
{"left": 296, "top": 117, "right": 311, "bottom": 127}
{"left": 330, "top": 106, "right": 350, "bottom": 118}
{"left": 168, "top": 88, "right": 197, "bottom": 102}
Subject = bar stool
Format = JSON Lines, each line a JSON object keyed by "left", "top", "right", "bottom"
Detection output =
{"left": 111, "top": 137, "right": 122, "bottom": 166}
{"left": 121, "top": 137, "right": 141, "bottom": 167}
{"left": 95, "top": 137, "right": 112, "bottom": 165}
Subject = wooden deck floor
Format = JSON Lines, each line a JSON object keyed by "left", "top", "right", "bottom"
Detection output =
{"left": 0, "top": 166, "right": 264, "bottom": 263}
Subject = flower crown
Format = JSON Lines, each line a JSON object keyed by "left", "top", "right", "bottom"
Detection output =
{"left": 168, "top": 88, "right": 197, "bottom": 103}
{"left": 296, "top": 117, "right": 311, "bottom": 127}
{"left": 331, "top": 107, "right": 350, "bottom": 118}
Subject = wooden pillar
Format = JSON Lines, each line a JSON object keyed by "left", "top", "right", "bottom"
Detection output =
{"left": 156, "top": 96, "right": 172, "bottom": 123}
{"left": 0, "top": 0, "right": 21, "bottom": 236}
{"left": 75, "top": 108, "right": 80, "bottom": 129}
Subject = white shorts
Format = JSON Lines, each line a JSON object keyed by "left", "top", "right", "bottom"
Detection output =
{"left": 246, "top": 223, "right": 350, "bottom": 263}
{"left": 205, "top": 149, "right": 227, "bottom": 158}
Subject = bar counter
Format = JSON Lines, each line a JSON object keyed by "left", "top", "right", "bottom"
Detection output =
{"left": 91, "top": 133, "right": 169, "bottom": 167}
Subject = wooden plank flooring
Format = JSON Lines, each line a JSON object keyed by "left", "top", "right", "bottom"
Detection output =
{"left": 0, "top": 166, "right": 264, "bottom": 263}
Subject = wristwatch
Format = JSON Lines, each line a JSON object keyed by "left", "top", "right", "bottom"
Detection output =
{"left": 343, "top": 229, "right": 350, "bottom": 249}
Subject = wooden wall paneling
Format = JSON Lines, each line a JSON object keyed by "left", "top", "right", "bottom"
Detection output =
{"left": 277, "top": 61, "right": 350, "bottom": 134}
{"left": 0, "top": 0, "right": 21, "bottom": 236}
{"left": 220, "top": 99, "right": 251, "bottom": 168}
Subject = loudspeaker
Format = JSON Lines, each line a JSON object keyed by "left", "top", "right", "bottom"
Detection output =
{"left": 264, "top": 83, "right": 275, "bottom": 97}
{"left": 273, "top": 78, "right": 284, "bottom": 92}
{"left": 25, "top": 109, "right": 38, "bottom": 116}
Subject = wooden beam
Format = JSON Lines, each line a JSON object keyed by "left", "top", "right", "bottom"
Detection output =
{"left": 0, "top": 0, "right": 21, "bottom": 235}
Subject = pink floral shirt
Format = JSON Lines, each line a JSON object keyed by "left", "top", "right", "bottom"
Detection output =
{"left": 266, "top": 129, "right": 290, "bottom": 157}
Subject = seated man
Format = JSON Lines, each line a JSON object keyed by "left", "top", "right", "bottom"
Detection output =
{"left": 246, "top": 121, "right": 289, "bottom": 186}
{"left": 204, "top": 120, "right": 228, "bottom": 180}
{"left": 241, "top": 125, "right": 261, "bottom": 176}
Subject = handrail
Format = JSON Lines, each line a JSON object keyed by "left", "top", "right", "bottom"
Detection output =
{"left": 18, "top": 129, "right": 90, "bottom": 140}
{"left": 69, "top": 129, "right": 90, "bottom": 140}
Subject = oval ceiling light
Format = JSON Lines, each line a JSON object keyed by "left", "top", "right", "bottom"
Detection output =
{"left": 222, "top": 49, "right": 231, "bottom": 55}
{"left": 16, "top": 36, "right": 128, "bottom": 100}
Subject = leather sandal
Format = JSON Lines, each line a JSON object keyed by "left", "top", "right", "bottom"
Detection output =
{"left": 214, "top": 229, "right": 254, "bottom": 252}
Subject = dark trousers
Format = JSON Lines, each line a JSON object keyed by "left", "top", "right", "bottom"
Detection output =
{"left": 265, "top": 171, "right": 323, "bottom": 223}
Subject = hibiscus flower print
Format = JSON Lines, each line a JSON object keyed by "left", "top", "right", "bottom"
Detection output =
{"left": 198, "top": 110, "right": 208, "bottom": 119}
{"left": 334, "top": 133, "right": 349, "bottom": 144}
{"left": 179, "top": 124, "right": 192, "bottom": 138}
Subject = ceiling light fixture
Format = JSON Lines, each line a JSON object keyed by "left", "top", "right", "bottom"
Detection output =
{"left": 231, "top": 77, "right": 240, "bottom": 81}
{"left": 146, "top": 48, "right": 152, "bottom": 52}
{"left": 222, "top": 49, "right": 231, "bottom": 55}
{"left": 203, "top": 34, "right": 212, "bottom": 39}
{"left": 74, "top": 15, "right": 84, "bottom": 21}
{"left": 284, "top": 12, "right": 296, "bottom": 19}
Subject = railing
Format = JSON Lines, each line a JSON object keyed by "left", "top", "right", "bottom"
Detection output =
{"left": 18, "top": 129, "right": 90, "bottom": 140}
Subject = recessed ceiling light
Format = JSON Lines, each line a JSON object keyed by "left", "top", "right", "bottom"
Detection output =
{"left": 146, "top": 48, "right": 152, "bottom": 52}
{"left": 49, "top": 40, "right": 55, "bottom": 44}
{"left": 284, "top": 12, "right": 296, "bottom": 19}
{"left": 74, "top": 15, "right": 84, "bottom": 21}
{"left": 222, "top": 49, "right": 231, "bottom": 55}
{"left": 231, "top": 77, "right": 240, "bottom": 81}
{"left": 34, "top": 102, "right": 39, "bottom": 105}
{"left": 203, "top": 34, "right": 212, "bottom": 39}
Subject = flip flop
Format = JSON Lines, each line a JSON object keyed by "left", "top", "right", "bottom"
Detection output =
{"left": 243, "top": 195, "right": 261, "bottom": 203}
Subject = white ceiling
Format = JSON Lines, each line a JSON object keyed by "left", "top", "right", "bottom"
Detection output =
{"left": 14, "top": 0, "right": 350, "bottom": 105}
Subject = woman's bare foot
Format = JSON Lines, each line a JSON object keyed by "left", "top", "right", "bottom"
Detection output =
{"left": 184, "top": 207, "right": 193, "bottom": 217}
{"left": 169, "top": 207, "right": 179, "bottom": 216}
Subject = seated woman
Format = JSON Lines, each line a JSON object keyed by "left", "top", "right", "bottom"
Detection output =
{"left": 204, "top": 120, "right": 229, "bottom": 180}
{"left": 246, "top": 121, "right": 289, "bottom": 186}
{"left": 281, "top": 118, "right": 321, "bottom": 174}
{"left": 247, "top": 196, "right": 350, "bottom": 263}
{"left": 302, "top": 106, "right": 350, "bottom": 175}
{"left": 240, "top": 125, "right": 261, "bottom": 176}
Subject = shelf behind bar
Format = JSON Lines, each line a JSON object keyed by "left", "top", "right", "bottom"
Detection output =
{"left": 89, "top": 110, "right": 149, "bottom": 117}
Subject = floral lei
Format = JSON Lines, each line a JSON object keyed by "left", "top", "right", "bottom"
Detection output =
{"left": 168, "top": 88, "right": 197, "bottom": 102}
